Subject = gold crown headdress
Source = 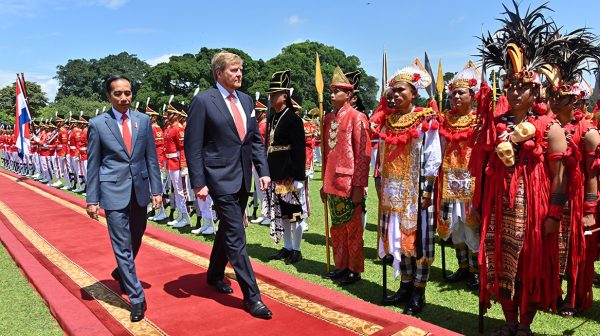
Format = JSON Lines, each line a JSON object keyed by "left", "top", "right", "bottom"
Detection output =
{"left": 390, "top": 58, "right": 432, "bottom": 90}
{"left": 447, "top": 60, "right": 481, "bottom": 94}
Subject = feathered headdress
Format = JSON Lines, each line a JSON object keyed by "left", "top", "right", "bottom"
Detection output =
{"left": 478, "top": 0, "right": 556, "bottom": 86}
{"left": 539, "top": 28, "right": 600, "bottom": 98}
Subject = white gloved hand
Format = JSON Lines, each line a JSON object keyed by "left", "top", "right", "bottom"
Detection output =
{"left": 180, "top": 167, "right": 188, "bottom": 177}
{"left": 293, "top": 180, "right": 304, "bottom": 190}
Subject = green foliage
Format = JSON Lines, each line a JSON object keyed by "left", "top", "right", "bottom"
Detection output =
{"left": 37, "top": 96, "right": 108, "bottom": 120}
{"left": 262, "top": 41, "right": 379, "bottom": 113}
{"left": 137, "top": 47, "right": 266, "bottom": 111}
{"left": 89, "top": 42, "right": 378, "bottom": 114}
{"left": 0, "top": 246, "right": 62, "bottom": 336}
{"left": 55, "top": 52, "right": 150, "bottom": 101}
{"left": 0, "top": 81, "right": 48, "bottom": 126}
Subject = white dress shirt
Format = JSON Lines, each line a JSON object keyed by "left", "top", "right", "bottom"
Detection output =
{"left": 216, "top": 82, "right": 247, "bottom": 133}
{"left": 112, "top": 107, "right": 132, "bottom": 138}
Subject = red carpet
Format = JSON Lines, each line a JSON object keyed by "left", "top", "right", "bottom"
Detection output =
{"left": 0, "top": 169, "right": 460, "bottom": 336}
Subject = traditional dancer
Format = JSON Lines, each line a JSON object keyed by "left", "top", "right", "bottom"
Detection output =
{"left": 436, "top": 61, "right": 481, "bottom": 290}
{"left": 375, "top": 59, "right": 441, "bottom": 315}
{"left": 476, "top": 3, "right": 569, "bottom": 334}
{"left": 321, "top": 66, "right": 371, "bottom": 285}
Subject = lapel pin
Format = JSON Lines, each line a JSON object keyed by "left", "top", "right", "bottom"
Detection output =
{"left": 134, "top": 122, "right": 138, "bottom": 129}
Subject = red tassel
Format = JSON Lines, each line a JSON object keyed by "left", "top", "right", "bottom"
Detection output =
{"left": 522, "top": 140, "right": 535, "bottom": 151}
{"left": 421, "top": 121, "right": 430, "bottom": 132}
{"left": 430, "top": 120, "right": 439, "bottom": 130}
{"left": 496, "top": 123, "right": 507, "bottom": 134}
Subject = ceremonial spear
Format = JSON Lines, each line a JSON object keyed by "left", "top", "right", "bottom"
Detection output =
{"left": 315, "top": 52, "right": 331, "bottom": 272}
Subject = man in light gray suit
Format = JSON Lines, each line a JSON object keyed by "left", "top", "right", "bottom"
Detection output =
{"left": 86, "top": 75, "right": 162, "bottom": 322}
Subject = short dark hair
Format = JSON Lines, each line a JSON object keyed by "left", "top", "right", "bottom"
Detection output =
{"left": 104, "top": 75, "right": 131, "bottom": 94}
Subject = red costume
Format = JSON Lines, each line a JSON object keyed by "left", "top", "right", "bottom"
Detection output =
{"left": 151, "top": 122, "right": 166, "bottom": 168}
{"left": 165, "top": 122, "right": 186, "bottom": 171}
{"left": 323, "top": 101, "right": 371, "bottom": 273}
{"left": 68, "top": 127, "right": 81, "bottom": 158}
{"left": 57, "top": 125, "right": 68, "bottom": 157}
{"left": 303, "top": 119, "right": 317, "bottom": 171}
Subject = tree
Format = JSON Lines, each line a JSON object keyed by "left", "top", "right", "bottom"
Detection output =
{"left": 55, "top": 52, "right": 150, "bottom": 101}
{"left": 37, "top": 96, "right": 108, "bottom": 120}
{"left": 0, "top": 81, "right": 48, "bottom": 126}
{"left": 262, "top": 41, "right": 379, "bottom": 113}
{"left": 138, "top": 48, "right": 265, "bottom": 111}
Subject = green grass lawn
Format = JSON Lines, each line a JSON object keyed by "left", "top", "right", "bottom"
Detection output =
{"left": 3, "top": 167, "right": 600, "bottom": 335}
{"left": 0, "top": 244, "right": 62, "bottom": 336}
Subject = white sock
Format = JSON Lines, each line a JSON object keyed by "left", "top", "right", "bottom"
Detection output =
{"left": 292, "top": 221, "right": 304, "bottom": 251}
{"left": 282, "top": 219, "right": 293, "bottom": 250}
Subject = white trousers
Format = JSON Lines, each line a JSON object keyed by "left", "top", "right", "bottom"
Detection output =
{"left": 168, "top": 169, "right": 188, "bottom": 217}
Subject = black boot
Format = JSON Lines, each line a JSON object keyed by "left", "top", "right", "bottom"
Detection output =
{"left": 383, "top": 281, "right": 413, "bottom": 306}
{"left": 285, "top": 250, "right": 302, "bottom": 265}
{"left": 339, "top": 271, "right": 361, "bottom": 285}
{"left": 268, "top": 248, "right": 291, "bottom": 260}
{"left": 322, "top": 268, "right": 349, "bottom": 280}
{"left": 445, "top": 267, "right": 469, "bottom": 283}
{"left": 466, "top": 271, "right": 480, "bottom": 290}
{"left": 404, "top": 285, "right": 425, "bottom": 315}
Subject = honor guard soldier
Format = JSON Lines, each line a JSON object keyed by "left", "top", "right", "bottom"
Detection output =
{"left": 146, "top": 105, "right": 168, "bottom": 221}
{"left": 164, "top": 102, "right": 191, "bottom": 228}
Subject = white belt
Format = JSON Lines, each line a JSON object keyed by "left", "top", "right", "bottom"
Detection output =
{"left": 57, "top": 145, "right": 63, "bottom": 148}
{"left": 80, "top": 147, "right": 87, "bottom": 150}
{"left": 166, "top": 152, "right": 179, "bottom": 159}
{"left": 69, "top": 146, "right": 77, "bottom": 149}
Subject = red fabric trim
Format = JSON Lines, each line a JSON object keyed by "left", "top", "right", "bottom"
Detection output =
{"left": 584, "top": 201, "right": 597, "bottom": 214}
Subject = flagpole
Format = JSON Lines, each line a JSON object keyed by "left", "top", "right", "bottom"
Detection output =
{"left": 315, "top": 52, "right": 331, "bottom": 273}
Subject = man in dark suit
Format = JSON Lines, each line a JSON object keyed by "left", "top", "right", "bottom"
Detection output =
{"left": 184, "top": 51, "right": 272, "bottom": 319}
{"left": 86, "top": 75, "right": 162, "bottom": 322}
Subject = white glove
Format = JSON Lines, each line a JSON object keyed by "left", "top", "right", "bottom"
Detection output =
{"left": 180, "top": 167, "right": 188, "bottom": 177}
{"left": 293, "top": 180, "right": 304, "bottom": 190}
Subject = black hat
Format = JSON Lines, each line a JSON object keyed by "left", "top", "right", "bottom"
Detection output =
{"left": 267, "top": 70, "right": 292, "bottom": 93}
{"left": 344, "top": 70, "right": 361, "bottom": 92}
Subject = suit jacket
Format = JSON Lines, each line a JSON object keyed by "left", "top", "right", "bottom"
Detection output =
{"left": 184, "top": 87, "right": 269, "bottom": 196}
{"left": 86, "top": 109, "right": 162, "bottom": 210}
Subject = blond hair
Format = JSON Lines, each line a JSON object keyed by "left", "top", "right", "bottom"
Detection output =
{"left": 211, "top": 51, "right": 243, "bottom": 81}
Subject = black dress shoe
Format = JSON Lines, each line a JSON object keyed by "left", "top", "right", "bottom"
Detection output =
{"left": 383, "top": 281, "right": 413, "bottom": 306}
{"left": 207, "top": 279, "right": 233, "bottom": 294}
{"left": 244, "top": 300, "right": 272, "bottom": 319}
{"left": 404, "top": 286, "right": 425, "bottom": 315}
{"left": 268, "top": 248, "right": 291, "bottom": 261}
{"left": 339, "top": 271, "right": 361, "bottom": 285}
{"left": 111, "top": 269, "right": 126, "bottom": 293}
{"left": 322, "top": 268, "right": 349, "bottom": 280}
{"left": 466, "top": 272, "right": 480, "bottom": 290}
{"left": 130, "top": 300, "right": 147, "bottom": 322}
{"left": 285, "top": 250, "right": 302, "bottom": 265}
{"left": 445, "top": 267, "right": 469, "bottom": 283}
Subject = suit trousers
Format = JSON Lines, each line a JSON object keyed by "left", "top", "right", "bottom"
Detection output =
{"left": 207, "top": 187, "right": 261, "bottom": 304}
{"left": 105, "top": 187, "right": 147, "bottom": 304}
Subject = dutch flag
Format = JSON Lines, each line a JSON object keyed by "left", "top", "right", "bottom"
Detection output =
{"left": 14, "top": 76, "right": 31, "bottom": 159}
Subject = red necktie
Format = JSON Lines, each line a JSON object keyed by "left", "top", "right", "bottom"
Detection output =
{"left": 228, "top": 94, "right": 246, "bottom": 140}
{"left": 121, "top": 113, "right": 132, "bottom": 154}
